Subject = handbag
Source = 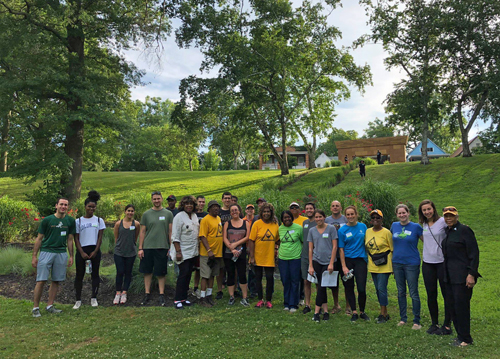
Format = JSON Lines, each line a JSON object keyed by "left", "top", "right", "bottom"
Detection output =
{"left": 368, "top": 250, "right": 391, "bottom": 266}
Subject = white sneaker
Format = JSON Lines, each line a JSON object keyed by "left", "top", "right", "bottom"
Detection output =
{"left": 91, "top": 298, "right": 98, "bottom": 307}
{"left": 194, "top": 289, "right": 201, "bottom": 299}
{"left": 120, "top": 293, "right": 127, "bottom": 304}
{"left": 73, "top": 301, "right": 82, "bottom": 310}
{"left": 299, "top": 300, "right": 305, "bottom": 306}
{"left": 290, "top": 308, "right": 297, "bottom": 313}
{"left": 113, "top": 294, "right": 121, "bottom": 305}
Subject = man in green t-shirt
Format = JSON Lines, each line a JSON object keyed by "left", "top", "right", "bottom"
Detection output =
{"left": 31, "top": 198, "right": 76, "bottom": 318}
{"left": 138, "top": 191, "right": 173, "bottom": 306}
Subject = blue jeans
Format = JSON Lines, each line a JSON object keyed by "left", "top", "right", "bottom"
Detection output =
{"left": 371, "top": 272, "right": 390, "bottom": 307}
{"left": 278, "top": 259, "right": 301, "bottom": 309}
{"left": 393, "top": 263, "right": 421, "bottom": 324}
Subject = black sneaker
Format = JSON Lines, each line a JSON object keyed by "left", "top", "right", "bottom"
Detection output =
{"left": 228, "top": 296, "right": 235, "bottom": 305}
{"left": 436, "top": 325, "right": 453, "bottom": 335}
{"left": 250, "top": 292, "right": 258, "bottom": 299}
{"left": 427, "top": 324, "right": 440, "bottom": 334}
{"left": 141, "top": 293, "right": 151, "bottom": 306}
{"left": 159, "top": 294, "right": 166, "bottom": 307}
{"left": 376, "top": 315, "right": 387, "bottom": 324}
{"left": 216, "top": 291, "right": 223, "bottom": 300}
{"left": 312, "top": 313, "right": 321, "bottom": 323}
{"left": 360, "top": 312, "right": 370, "bottom": 321}
{"left": 323, "top": 312, "right": 330, "bottom": 321}
{"left": 350, "top": 313, "right": 359, "bottom": 323}
{"left": 302, "top": 305, "right": 311, "bottom": 314}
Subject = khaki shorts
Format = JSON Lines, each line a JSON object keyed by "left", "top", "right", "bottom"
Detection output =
{"left": 199, "top": 256, "right": 223, "bottom": 279}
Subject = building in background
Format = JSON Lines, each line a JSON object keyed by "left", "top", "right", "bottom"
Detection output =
{"left": 335, "top": 136, "right": 409, "bottom": 163}
{"left": 259, "top": 146, "right": 309, "bottom": 170}
{"left": 407, "top": 139, "right": 449, "bottom": 161}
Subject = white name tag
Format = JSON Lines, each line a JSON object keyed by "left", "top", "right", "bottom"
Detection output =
{"left": 339, "top": 223, "right": 345, "bottom": 227}
{"left": 289, "top": 230, "right": 295, "bottom": 234}
{"left": 404, "top": 230, "right": 412, "bottom": 235}
{"left": 346, "top": 232, "right": 353, "bottom": 238}
{"left": 159, "top": 216, "right": 165, "bottom": 221}
{"left": 304, "top": 224, "right": 309, "bottom": 228}
{"left": 61, "top": 231, "right": 67, "bottom": 236}
{"left": 130, "top": 226, "right": 135, "bottom": 230}
{"left": 322, "top": 233, "right": 329, "bottom": 238}
{"left": 91, "top": 223, "right": 98, "bottom": 227}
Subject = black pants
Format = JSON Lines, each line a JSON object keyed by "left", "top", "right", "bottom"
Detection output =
{"left": 422, "top": 262, "right": 451, "bottom": 326}
{"left": 254, "top": 266, "right": 274, "bottom": 301}
{"left": 75, "top": 245, "right": 101, "bottom": 300}
{"left": 446, "top": 283, "right": 473, "bottom": 343}
{"left": 174, "top": 257, "right": 196, "bottom": 302}
{"left": 224, "top": 256, "right": 248, "bottom": 287}
{"left": 313, "top": 261, "right": 330, "bottom": 307}
{"left": 114, "top": 254, "right": 136, "bottom": 292}
{"left": 342, "top": 257, "right": 367, "bottom": 312}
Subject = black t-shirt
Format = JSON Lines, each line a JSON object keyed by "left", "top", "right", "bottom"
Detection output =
{"left": 359, "top": 163, "right": 366, "bottom": 172}
{"left": 196, "top": 211, "right": 208, "bottom": 223}
{"left": 219, "top": 209, "right": 232, "bottom": 225}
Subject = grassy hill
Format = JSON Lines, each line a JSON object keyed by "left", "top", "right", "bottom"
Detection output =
{"left": 0, "top": 155, "right": 498, "bottom": 358}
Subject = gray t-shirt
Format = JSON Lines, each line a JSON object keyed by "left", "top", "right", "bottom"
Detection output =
{"left": 422, "top": 217, "right": 446, "bottom": 264}
{"left": 307, "top": 225, "right": 338, "bottom": 265}
{"left": 301, "top": 219, "right": 317, "bottom": 262}
{"left": 325, "top": 215, "right": 347, "bottom": 258}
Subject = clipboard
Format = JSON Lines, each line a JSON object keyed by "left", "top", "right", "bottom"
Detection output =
{"left": 321, "top": 270, "right": 339, "bottom": 287}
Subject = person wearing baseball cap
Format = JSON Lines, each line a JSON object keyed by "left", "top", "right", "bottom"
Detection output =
{"left": 365, "top": 209, "right": 393, "bottom": 324}
{"left": 198, "top": 200, "right": 223, "bottom": 307}
{"left": 442, "top": 206, "right": 480, "bottom": 347}
{"left": 256, "top": 198, "right": 266, "bottom": 207}
{"left": 290, "top": 202, "right": 307, "bottom": 226}
{"left": 167, "top": 195, "right": 179, "bottom": 217}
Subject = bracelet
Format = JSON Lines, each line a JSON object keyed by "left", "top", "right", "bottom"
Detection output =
{"left": 139, "top": 249, "right": 143, "bottom": 251}
{"left": 207, "top": 249, "right": 212, "bottom": 252}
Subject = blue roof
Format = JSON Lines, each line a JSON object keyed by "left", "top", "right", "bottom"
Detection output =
{"left": 407, "top": 139, "right": 449, "bottom": 158}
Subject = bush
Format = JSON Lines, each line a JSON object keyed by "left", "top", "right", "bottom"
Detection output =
{"left": 25, "top": 179, "right": 62, "bottom": 217}
{"left": 0, "top": 247, "right": 35, "bottom": 276}
{"left": 353, "top": 157, "right": 377, "bottom": 166}
{"left": 334, "top": 171, "right": 344, "bottom": 185}
{"left": 239, "top": 188, "right": 294, "bottom": 220}
{"left": 0, "top": 196, "right": 41, "bottom": 243}
{"left": 331, "top": 160, "right": 342, "bottom": 167}
{"left": 262, "top": 173, "right": 297, "bottom": 191}
{"left": 71, "top": 196, "right": 123, "bottom": 222}
{"left": 100, "top": 228, "right": 115, "bottom": 254}
{"left": 325, "top": 161, "right": 331, "bottom": 168}
{"left": 126, "top": 192, "right": 154, "bottom": 221}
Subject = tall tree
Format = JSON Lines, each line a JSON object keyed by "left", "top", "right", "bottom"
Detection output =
{"left": 362, "top": 118, "right": 395, "bottom": 139}
{"left": 0, "top": 0, "right": 171, "bottom": 201}
{"left": 176, "top": 0, "right": 370, "bottom": 175}
{"left": 363, "top": 0, "right": 444, "bottom": 164}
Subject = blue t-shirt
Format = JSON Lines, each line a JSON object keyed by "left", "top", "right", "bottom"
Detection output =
{"left": 390, "top": 221, "right": 423, "bottom": 265}
{"left": 338, "top": 222, "right": 367, "bottom": 261}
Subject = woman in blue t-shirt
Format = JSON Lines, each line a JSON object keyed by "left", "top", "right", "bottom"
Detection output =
{"left": 338, "top": 206, "right": 369, "bottom": 323}
{"left": 390, "top": 204, "right": 423, "bottom": 329}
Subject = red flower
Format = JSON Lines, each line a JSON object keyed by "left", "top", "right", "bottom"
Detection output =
{"left": 8, "top": 222, "right": 13, "bottom": 225}
{"left": 12, "top": 217, "right": 15, "bottom": 220}
{"left": 26, "top": 213, "right": 30, "bottom": 217}
{"left": 34, "top": 218, "right": 39, "bottom": 221}
{"left": 41, "top": 217, "right": 45, "bottom": 219}
{"left": 24, "top": 208, "right": 28, "bottom": 211}
{"left": 118, "top": 202, "right": 121, "bottom": 204}
{"left": 308, "top": 195, "right": 312, "bottom": 197}
{"left": 21, "top": 209, "right": 24, "bottom": 212}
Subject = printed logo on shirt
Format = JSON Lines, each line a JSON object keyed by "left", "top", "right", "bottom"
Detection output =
{"left": 262, "top": 229, "right": 276, "bottom": 241}
{"left": 394, "top": 231, "right": 407, "bottom": 239}
{"left": 56, "top": 222, "right": 63, "bottom": 228}
{"left": 366, "top": 237, "right": 379, "bottom": 251}
{"left": 216, "top": 223, "right": 223, "bottom": 237}
{"left": 283, "top": 231, "right": 297, "bottom": 243}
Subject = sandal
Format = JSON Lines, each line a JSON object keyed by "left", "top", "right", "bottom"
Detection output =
{"left": 345, "top": 308, "right": 353, "bottom": 316}
{"left": 331, "top": 306, "right": 342, "bottom": 314}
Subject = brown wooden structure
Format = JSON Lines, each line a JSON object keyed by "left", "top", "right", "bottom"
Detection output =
{"left": 336, "top": 136, "right": 409, "bottom": 163}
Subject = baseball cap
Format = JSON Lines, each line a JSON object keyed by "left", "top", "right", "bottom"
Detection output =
{"left": 246, "top": 204, "right": 255, "bottom": 209}
{"left": 167, "top": 195, "right": 176, "bottom": 201}
{"left": 370, "top": 209, "right": 384, "bottom": 218}
{"left": 207, "top": 200, "right": 221, "bottom": 209}
{"left": 289, "top": 202, "right": 300, "bottom": 208}
{"left": 443, "top": 206, "right": 458, "bottom": 216}
{"left": 256, "top": 198, "right": 266, "bottom": 204}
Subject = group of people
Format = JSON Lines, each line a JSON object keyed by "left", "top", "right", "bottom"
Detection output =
{"left": 31, "top": 190, "right": 480, "bottom": 348}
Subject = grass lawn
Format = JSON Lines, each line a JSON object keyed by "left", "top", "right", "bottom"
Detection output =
{"left": 281, "top": 167, "right": 344, "bottom": 200}
{"left": 0, "top": 170, "right": 297, "bottom": 201}
{"left": 1, "top": 155, "right": 498, "bottom": 358}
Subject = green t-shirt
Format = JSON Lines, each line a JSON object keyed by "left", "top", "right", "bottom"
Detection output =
{"left": 140, "top": 208, "right": 173, "bottom": 249}
{"left": 278, "top": 223, "right": 303, "bottom": 260}
{"left": 38, "top": 214, "right": 76, "bottom": 253}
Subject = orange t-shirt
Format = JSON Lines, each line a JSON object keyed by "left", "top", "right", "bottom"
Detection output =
{"left": 249, "top": 219, "right": 279, "bottom": 267}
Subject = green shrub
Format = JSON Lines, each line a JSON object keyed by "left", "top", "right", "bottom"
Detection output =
{"left": 334, "top": 172, "right": 344, "bottom": 185}
{"left": 0, "top": 247, "right": 35, "bottom": 276}
{"left": 353, "top": 157, "right": 377, "bottom": 166}
{"left": 0, "top": 196, "right": 41, "bottom": 243}
{"left": 239, "top": 188, "right": 294, "bottom": 219}
{"left": 126, "top": 192, "right": 154, "bottom": 220}
{"left": 342, "top": 166, "right": 350, "bottom": 175}
{"left": 25, "top": 179, "right": 62, "bottom": 217}
{"left": 331, "top": 160, "right": 342, "bottom": 167}
{"left": 325, "top": 161, "right": 331, "bottom": 168}
{"left": 71, "top": 196, "right": 122, "bottom": 222}
{"left": 100, "top": 228, "right": 115, "bottom": 254}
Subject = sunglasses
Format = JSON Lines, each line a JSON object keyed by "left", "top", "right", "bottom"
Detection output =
{"left": 443, "top": 207, "right": 457, "bottom": 212}
{"left": 290, "top": 206, "right": 300, "bottom": 209}
{"left": 371, "top": 216, "right": 382, "bottom": 220}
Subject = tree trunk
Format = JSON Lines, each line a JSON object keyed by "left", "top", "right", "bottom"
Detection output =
{"left": 0, "top": 111, "right": 10, "bottom": 172}
{"left": 307, "top": 147, "right": 316, "bottom": 169}
{"left": 460, "top": 128, "right": 471, "bottom": 157}
{"left": 279, "top": 118, "right": 289, "bottom": 175}
{"left": 233, "top": 153, "right": 238, "bottom": 170}
{"left": 189, "top": 158, "right": 193, "bottom": 171}
{"left": 420, "top": 119, "right": 430, "bottom": 165}
{"left": 61, "top": 23, "right": 85, "bottom": 202}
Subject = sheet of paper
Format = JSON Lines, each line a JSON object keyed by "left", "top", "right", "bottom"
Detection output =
{"left": 321, "top": 271, "right": 339, "bottom": 287}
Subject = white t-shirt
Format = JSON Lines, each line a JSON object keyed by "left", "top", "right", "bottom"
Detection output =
{"left": 422, "top": 217, "right": 446, "bottom": 264}
{"left": 170, "top": 211, "right": 200, "bottom": 263}
{"left": 76, "top": 216, "right": 106, "bottom": 247}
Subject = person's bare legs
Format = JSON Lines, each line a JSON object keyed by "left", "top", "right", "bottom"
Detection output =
{"left": 201, "top": 277, "right": 208, "bottom": 291}
{"left": 228, "top": 285, "right": 235, "bottom": 297}
{"left": 304, "top": 280, "right": 311, "bottom": 307}
{"left": 157, "top": 276, "right": 165, "bottom": 295}
{"left": 240, "top": 283, "right": 248, "bottom": 299}
{"left": 47, "top": 281, "right": 59, "bottom": 306}
{"left": 144, "top": 273, "right": 152, "bottom": 293}
{"left": 194, "top": 269, "right": 200, "bottom": 289}
{"left": 380, "top": 305, "right": 388, "bottom": 317}
{"left": 33, "top": 281, "right": 46, "bottom": 308}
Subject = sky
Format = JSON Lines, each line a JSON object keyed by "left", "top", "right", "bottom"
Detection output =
{"left": 125, "top": 1, "right": 487, "bottom": 146}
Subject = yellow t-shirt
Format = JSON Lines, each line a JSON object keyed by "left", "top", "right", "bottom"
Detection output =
{"left": 365, "top": 227, "right": 393, "bottom": 273}
{"left": 250, "top": 219, "right": 279, "bottom": 267}
{"left": 293, "top": 215, "right": 307, "bottom": 227}
{"left": 199, "top": 215, "right": 223, "bottom": 257}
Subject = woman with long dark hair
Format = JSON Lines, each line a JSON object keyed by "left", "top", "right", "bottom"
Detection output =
{"left": 73, "top": 191, "right": 106, "bottom": 309}
{"left": 418, "top": 199, "right": 452, "bottom": 335}
{"left": 113, "top": 204, "right": 140, "bottom": 305}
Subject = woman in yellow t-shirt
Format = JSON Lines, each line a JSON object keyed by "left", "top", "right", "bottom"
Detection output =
{"left": 249, "top": 203, "right": 279, "bottom": 309}
{"left": 365, "top": 209, "right": 393, "bottom": 324}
